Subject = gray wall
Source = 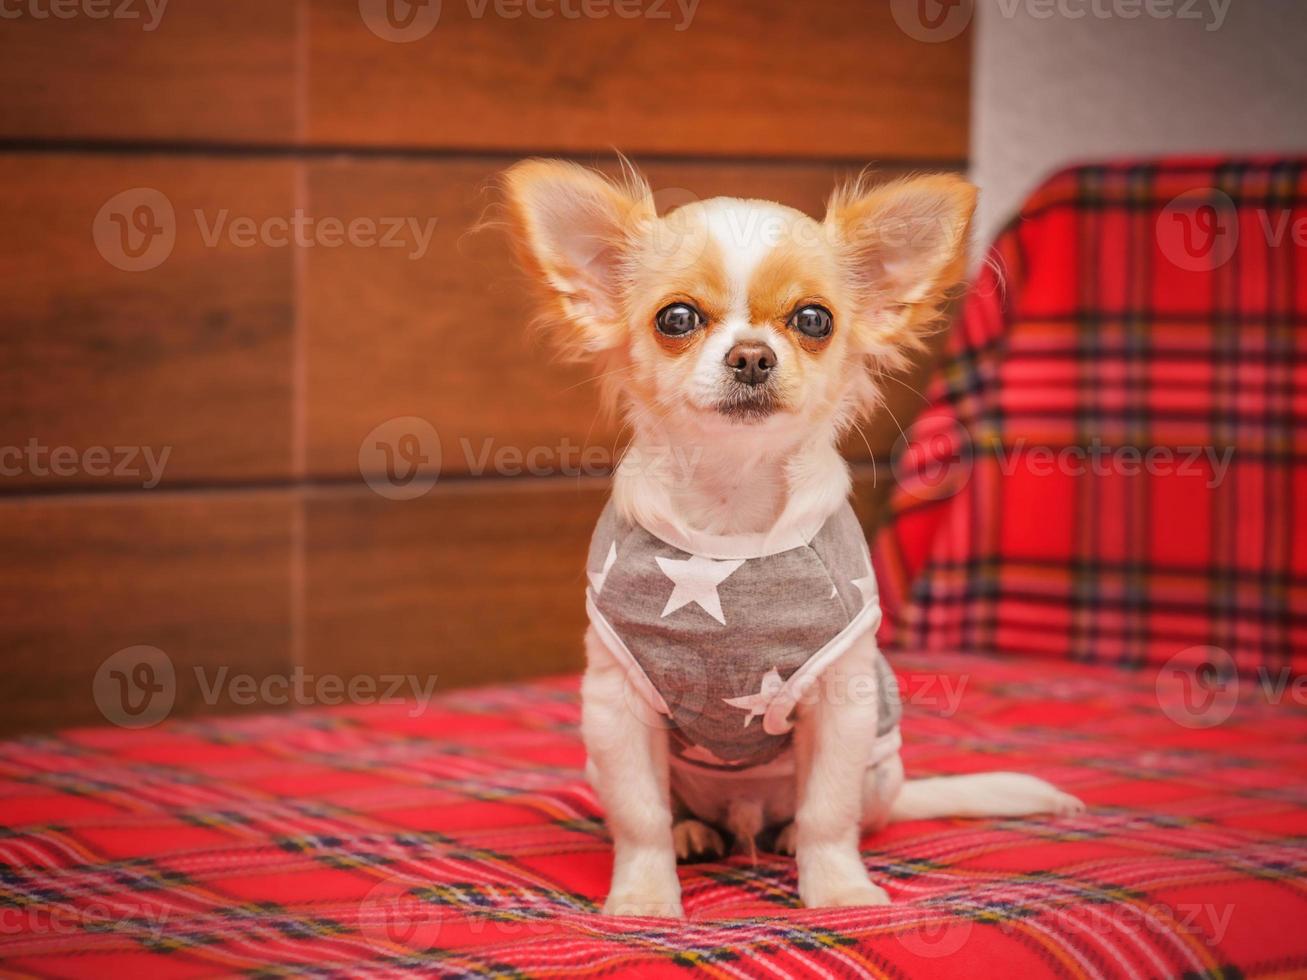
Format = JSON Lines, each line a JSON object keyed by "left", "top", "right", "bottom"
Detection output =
{"left": 971, "top": 0, "right": 1307, "bottom": 248}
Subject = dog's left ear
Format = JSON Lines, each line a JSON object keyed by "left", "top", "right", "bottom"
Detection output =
{"left": 825, "top": 173, "right": 977, "bottom": 353}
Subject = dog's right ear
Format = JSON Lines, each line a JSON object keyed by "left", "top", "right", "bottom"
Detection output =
{"left": 501, "top": 159, "right": 653, "bottom": 357}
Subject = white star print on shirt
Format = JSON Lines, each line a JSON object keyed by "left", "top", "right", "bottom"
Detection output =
{"left": 654, "top": 554, "right": 745, "bottom": 625}
{"left": 851, "top": 566, "right": 877, "bottom": 606}
{"left": 722, "top": 667, "right": 785, "bottom": 727}
{"left": 588, "top": 542, "right": 617, "bottom": 595}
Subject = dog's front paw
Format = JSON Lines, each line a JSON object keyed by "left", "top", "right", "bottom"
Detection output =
{"left": 602, "top": 892, "right": 685, "bottom": 918}
{"left": 801, "top": 875, "right": 891, "bottom": 909}
{"left": 799, "top": 850, "right": 892, "bottom": 908}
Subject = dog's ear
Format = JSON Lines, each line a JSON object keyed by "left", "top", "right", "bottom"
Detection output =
{"left": 501, "top": 159, "right": 653, "bottom": 357}
{"left": 825, "top": 173, "right": 976, "bottom": 359}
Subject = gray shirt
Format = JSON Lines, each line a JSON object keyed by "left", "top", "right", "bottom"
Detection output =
{"left": 585, "top": 500, "right": 901, "bottom": 774}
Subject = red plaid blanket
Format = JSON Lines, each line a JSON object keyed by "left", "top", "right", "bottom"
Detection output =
{"left": 875, "top": 157, "right": 1307, "bottom": 676}
{"left": 2, "top": 653, "right": 1306, "bottom": 978}
{"left": 6, "top": 157, "right": 1305, "bottom": 978}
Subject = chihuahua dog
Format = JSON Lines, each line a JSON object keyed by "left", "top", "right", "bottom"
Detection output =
{"left": 502, "top": 159, "right": 1084, "bottom": 917}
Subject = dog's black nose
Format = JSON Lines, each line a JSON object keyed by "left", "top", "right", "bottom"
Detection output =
{"left": 725, "top": 342, "right": 776, "bottom": 386}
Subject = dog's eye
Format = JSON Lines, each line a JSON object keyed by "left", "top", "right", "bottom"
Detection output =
{"left": 655, "top": 303, "right": 703, "bottom": 337}
{"left": 789, "top": 305, "right": 833, "bottom": 339}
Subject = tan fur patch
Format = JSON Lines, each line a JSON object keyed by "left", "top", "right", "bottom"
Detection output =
{"left": 628, "top": 210, "right": 731, "bottom": 358}
{"left": 748, "top": 237, "right": 841, "bottom": 356}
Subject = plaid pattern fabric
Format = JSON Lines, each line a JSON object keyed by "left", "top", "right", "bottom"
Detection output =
{"left": 874, "top": 157, "right": 1307, "bottom": 676}
{"left": 2, "top": 655, "right": 1306, "bottom": 978}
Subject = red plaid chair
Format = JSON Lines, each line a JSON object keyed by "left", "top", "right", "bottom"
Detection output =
{"left": 876, "top": 157, "right": 1307, "bottom": 677}
{"left": 2, "top": 159, "right": 1305, "bottom": 978}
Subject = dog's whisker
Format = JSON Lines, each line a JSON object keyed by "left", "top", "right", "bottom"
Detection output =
{"left": 610, "top": 402, "right": 662, "bottom": 470}
{"left": 879, "top": 399, "right": 911, "bottom": 452}
{"left": 561, "top": 361, "right": 640, "bottom": 393}
{"left": 850, "top": 419, "right": 878, "bottom": 489}
{"left": 881, "top": 371, "right": 931, "bottom": 404}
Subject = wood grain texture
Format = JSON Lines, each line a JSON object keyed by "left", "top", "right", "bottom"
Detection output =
{"left": 307, "top": 0, "right": 970, "bottom": 159}
{"left": 0, "top": 492, "right": 294, "bottom": 737}
{"left": 302, "top": 479, "right": 604, "bottom": 691}
{"left": 0, "top": 155, "right": 296, "bottom": 489}
{"left": 305, "top": 155, "right": 941, "bottom": 482}
{"left": 0, "top": 0, "right": 967, "bottom": 158}
{"left": 0, "top": 0, "right": 298, "bottom": 143}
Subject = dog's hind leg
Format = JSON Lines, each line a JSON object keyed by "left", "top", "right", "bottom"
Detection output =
{"left": 885, "top": 770, "right": 1084, "bottom": 823}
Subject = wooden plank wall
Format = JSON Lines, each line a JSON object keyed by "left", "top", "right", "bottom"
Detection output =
{"left": 0, "top": 0, "right": 970, "bottom": 735}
